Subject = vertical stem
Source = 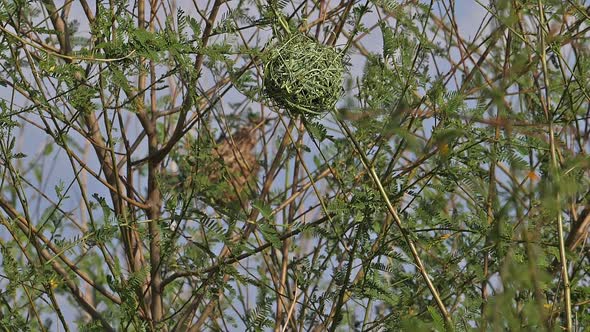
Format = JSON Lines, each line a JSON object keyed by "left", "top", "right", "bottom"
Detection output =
{"left": 137, "top": 0, "right": 163, "bottom": 327}
{"left": 269, "top": 0, "right": 291, "bottom": 35}
{"left": 338, "top": 118, "right": 453, "bottom": 328}
{"left": 329, "top": 225, "right": 360, "bottom": 332}
{"left": 276, "top": 121, "right": 303, "bottom": 331}
{"left": 537, "top": 2, "right": 572, "bottom": 330}
{"left": 147, "top": 141, "right": 164, "bottom": 327}
{"left": 80, "top": 140, "right": 94, "bottom": 324}
{"left": 481, "top": 121, "right": 499, "bottom": 323}
{"left": 482, "top": 27, "right": 512, "bottom": 326}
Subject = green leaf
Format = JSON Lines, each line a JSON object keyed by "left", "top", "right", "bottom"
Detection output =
{"left": 304, "top": 120, "right": 328, "bottom": 142}
{"left": 258, "top": 223, "right": 281, "bottom": 249}
{"left": 43, "top": 143, "right": 53, "bottom": 156}
{"left": 252, "top": 200, "right": 272, "bottom": 220}
{"left": 427, "top": 306, "right": 445, "bottom": 331}
{"left": 380, "top": 21, "right": 395, "bottom": 59}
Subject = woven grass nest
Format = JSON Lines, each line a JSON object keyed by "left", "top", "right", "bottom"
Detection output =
{"left": 263, "top": 33, "right": 345, "bottom": 116}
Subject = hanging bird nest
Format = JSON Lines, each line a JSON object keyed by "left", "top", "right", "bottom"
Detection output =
{"left": 263, "top": 33, "right": 345, "bottom": 116}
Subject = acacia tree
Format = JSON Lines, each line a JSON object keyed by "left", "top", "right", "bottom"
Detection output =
{"left": 0, "top": 0, "right": 589, "bottom": 331}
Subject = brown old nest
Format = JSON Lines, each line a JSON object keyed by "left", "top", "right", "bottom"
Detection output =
{"left": 207, "top": 123, "right": 261, "bottom": 203}
{"left": 165, "top": 120, "right": 263, "bottom": 206}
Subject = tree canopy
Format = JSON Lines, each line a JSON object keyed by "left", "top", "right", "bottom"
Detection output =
{"left": 0, "top": 0, "right": 589, "bottom": 331}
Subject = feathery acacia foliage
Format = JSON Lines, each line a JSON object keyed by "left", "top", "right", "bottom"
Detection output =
{"left": 0, "top": 0, "right": 589, "bottom": 331}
